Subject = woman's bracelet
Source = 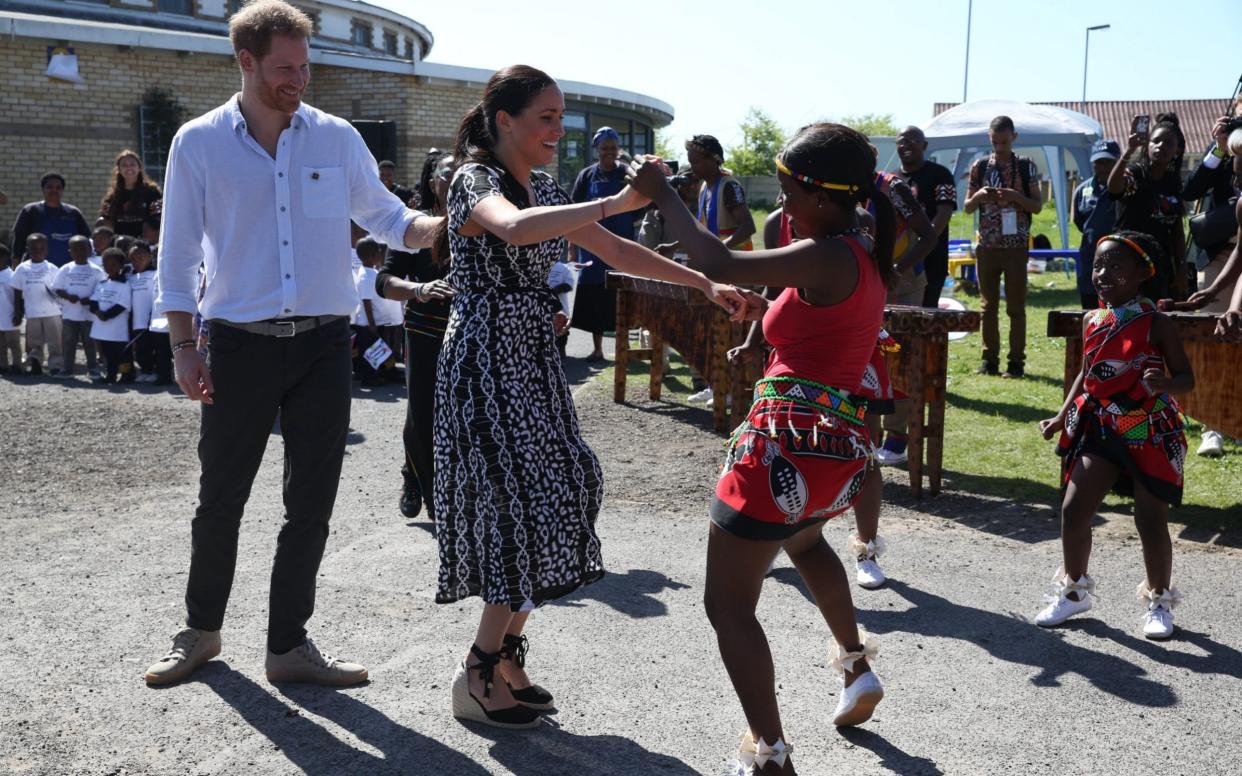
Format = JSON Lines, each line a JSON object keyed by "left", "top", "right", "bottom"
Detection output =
{"left": 171, "top": 339, "right": 196, "bottom": 354}
{"left": 412, "top": 283, "right": 425, "bottom": 303}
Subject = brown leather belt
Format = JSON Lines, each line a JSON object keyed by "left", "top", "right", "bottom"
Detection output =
{"left": 212, "top": 315, "right": 347, "bottom": 338}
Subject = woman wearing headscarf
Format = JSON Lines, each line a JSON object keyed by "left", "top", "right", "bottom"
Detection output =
{"left": 568, "top": 126, "right": 639, "bottom": 361}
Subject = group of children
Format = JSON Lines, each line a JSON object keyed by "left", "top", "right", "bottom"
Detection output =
{"left": 1, "top": 225, "right": 171, "bottom": 384}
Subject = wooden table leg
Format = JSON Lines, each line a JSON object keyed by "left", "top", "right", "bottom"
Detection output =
{"left": 710, "top": 312, "right": 729, "bottom": 433}
{"left": 925, "top": 334, "right": 948, "bottom": 496}
{"left": 904, "top": 337, "right": 926, "bottom": 498}
{"left": 1064, "top": 337, "right": 1083, "bottom": 398}
{"left": 614, "top": 288, "right": 630, "bottom": 404}
{"left": 650, "top": 331, "right": 665, "bottom": 401}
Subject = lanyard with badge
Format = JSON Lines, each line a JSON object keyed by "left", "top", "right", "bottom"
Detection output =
{"left": 987, "top": 156, "right": 1020, "bottom": 236}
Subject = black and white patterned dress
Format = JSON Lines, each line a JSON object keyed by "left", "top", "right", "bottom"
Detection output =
{"left": 434, "top": 161, "right": 605, "bottom": 610}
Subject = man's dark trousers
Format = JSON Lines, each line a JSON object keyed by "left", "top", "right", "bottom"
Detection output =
{"left": 185, "top": 317, "right": 352, "bottom": 652}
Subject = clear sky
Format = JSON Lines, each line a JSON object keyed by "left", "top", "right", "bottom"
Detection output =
{"left": 376, "top": 0, "right": 1241, "bottom": 154}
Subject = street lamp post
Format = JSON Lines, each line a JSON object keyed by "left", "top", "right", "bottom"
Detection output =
{"left": 963, "top": 0, "right": 973, "bottom": 103}
{"left": 1081, "top": 24, "right": 1111, "bottom": 114}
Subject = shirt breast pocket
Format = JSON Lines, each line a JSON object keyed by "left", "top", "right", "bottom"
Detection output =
{"left": 301, "top": 166, "right": 348, "bottom": 219}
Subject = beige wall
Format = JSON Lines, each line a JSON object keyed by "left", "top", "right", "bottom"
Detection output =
{"left": 0, "top": 36, "right": 489, "bottom": 243}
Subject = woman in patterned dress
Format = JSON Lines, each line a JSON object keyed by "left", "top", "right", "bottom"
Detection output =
{"left": 438, "top": 65, "right": 746, "bottom": 730}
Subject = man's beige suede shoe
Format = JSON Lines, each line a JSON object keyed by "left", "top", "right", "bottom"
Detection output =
{"left": 144, "top": 628, "right": 221, "bottom": 685}
{"left": 265, "top": 637, "right": 368, "bottom": 686}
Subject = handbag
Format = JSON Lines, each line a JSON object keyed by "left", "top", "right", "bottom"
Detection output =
{"left": 1189, "top": 196, "right": 1239, "bottom": 250}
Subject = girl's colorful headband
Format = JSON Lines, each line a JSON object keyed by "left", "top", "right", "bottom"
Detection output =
{"left": 1097, "top": 234, "right": 1156, "bottom": 278}
{"left": 775, "top": 159, "right": 861, "bottom": 194}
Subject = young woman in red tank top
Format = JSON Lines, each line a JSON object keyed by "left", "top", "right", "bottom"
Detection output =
{"left": 629, "top": 123, "right": 895, "bottom": 776}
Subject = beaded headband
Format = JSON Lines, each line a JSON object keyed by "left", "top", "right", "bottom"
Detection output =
{"left": 685, "top": 138, "right": 723, "bottom": 162}
{"left": 775, "top": 159, "right": 861, "bottom": 194}
{"left": 1096, "top": 234, "right": 1156, "bottom": 278}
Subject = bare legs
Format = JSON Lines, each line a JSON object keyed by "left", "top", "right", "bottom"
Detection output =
{"left": 853, "top": 415, "right": 883, "bottom": 544}
{"left": 704, "top": 522, "right": 871, "bottom": 775}
{"left": 1059, "top": 452, "right": 1173, "bottom": 596}
{"left": 464, "top": 604, "right": 529, "bottom": 710}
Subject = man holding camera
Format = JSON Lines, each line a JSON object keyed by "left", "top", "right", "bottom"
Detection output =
{"left": 964, "top": 115, "right": 1042, "bottom": 379}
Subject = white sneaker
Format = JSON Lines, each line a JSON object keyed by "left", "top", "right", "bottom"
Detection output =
{"left": 87, "top": 367, "right": 103, "bottom": 380}
{"left": 1197, "top": 430, "right": 1225, "bottom": 458}
{"left": 875, "top": 446, "right": 908, "bottom": 466}
{"left": 856, "top": 557, "right": 886, "bottom": 589}
{"left": 689, "top": 386, "right": 714, "bottom": 404}
{"left": 1035, "top": 570, "right": 1095, "bottom": 627}
{"left": 850, "top": 535, "right": 887, "bottom": 589}
{"left": 829, "top": 631, "right": 882, "bottom": 726}
{"left": 833, "top": 670, "right": 884, "bottom": 727}
{"left": 1138, "top": 582, "right": 1181, "bottom": 640}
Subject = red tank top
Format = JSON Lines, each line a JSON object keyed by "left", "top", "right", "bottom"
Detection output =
{"left": 761, "top": 235, "right": 885, "bottom": 390}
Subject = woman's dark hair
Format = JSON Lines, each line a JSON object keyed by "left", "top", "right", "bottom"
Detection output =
{"left": 416, "top": 149, "right": 446, "bottom": 213}
{"left": 453, "top": 65, "right": 557, "bottom": 164}
{"left": 778, "top": 123, "right": 896, "bottom": 286}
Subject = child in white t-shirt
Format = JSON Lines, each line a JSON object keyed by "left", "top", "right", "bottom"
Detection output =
{"left": 147, "top": 272, "right": 173, "bottom": 385}
{"left": 89, "top": 248, "right": 133, "bottom": 384}
{"left": 547, "top": 260, "right": 576, "bottom": 357}
{"left": 89, "top": 226, "right": 114, "bottom": 270}
{"left": 9, "top": 233, "right": 63, "bottom": 375}
{"left": 126, "top": 242, "right": 157, "bottom": 383}
{"left": 53, "top": 235, "right": 105, "bottom": 378}
{"left": 352, "top": 237, "right": 390, "bottom": 386}
{"left": 0, "top": 245, "right": 21, "bottom": 373}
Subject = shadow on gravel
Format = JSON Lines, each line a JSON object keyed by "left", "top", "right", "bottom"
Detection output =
{"left": 1065, "top": 624, "right": 1242, "bottom": 680}
{"left": 885, "top": 475, "right": 1070, "bottom": 545}
{"left": 616, "top": 399, "right": 721, "bottom": 435}
{"left": 551, "top": 569, "right": 690, "bottom": 618}
{"left": 199, "top": 663, "right": 490, "bottom": 774}
{"left": 837, "top": 727, "right": 944, "bottom": 776}
{"left": 475, "top": 721, "right": 700, "bottom": 776}
{"left": 856, "top": 581, "right": 1177, "bottom": 707}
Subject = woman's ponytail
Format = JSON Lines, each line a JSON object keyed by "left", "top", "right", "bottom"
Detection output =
{"left": 454, "top": 102, "right": 492, "bottom": 164}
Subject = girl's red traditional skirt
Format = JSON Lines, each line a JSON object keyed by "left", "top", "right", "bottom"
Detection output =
{"left": 1056, "top": 390, "right": 1187, "bottom": 506}
{"left": 710, "top": 376, "right": 873, "bottom": 540}
{"left": 851, "top": 329, "right": 902, "bottom": 415}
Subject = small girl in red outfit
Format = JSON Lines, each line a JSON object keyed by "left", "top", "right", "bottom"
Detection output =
{"left": 1036, "top": 231, "right": 1194, "bottom": 640}
{"left": 629, "top": 123, "right": 895, "bottom": 776}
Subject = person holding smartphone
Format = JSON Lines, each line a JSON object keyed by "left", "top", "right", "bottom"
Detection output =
{"left": 963, "top": 115, "right": 1043, "bottom": 378}
{"left": 1107, "top": 112, "right": 1187, "bottom": 300}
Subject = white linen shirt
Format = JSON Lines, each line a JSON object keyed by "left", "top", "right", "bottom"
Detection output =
{"left": 155, "top": 95, "right": 424, "bottom": 322}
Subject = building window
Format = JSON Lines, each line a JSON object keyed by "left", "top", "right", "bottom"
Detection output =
{"left": 383, "top": 30, "right": 398, "bottom": 56}
{"left": 292, "top": 5, "right": 321, "bottom": 34}
{"left": 157, "top": 0, "right": 194, "bottom": 14}
{"left": 351, "top": 19, "right": 372, "bottom": 48}
{"left": 137, "top": 88, "right": 186, "bottom": 186}
{"left": 227, "top": 0, "right": 244, "bottom": 14}
{"left": 404, "top": 36, "right": 414, "bottom": 59}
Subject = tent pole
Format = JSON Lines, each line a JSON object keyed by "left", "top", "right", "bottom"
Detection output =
{"left": 962, "top": 0, "right": 973, "bottom": 103}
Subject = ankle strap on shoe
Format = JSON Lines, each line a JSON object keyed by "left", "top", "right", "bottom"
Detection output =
{"left": 1136, "top": 581, "right": 1183, "bottom": 609}
{"left": 499, "top": 634, "right": 529, "bottom": 668}
{"left": 850, "top": 534, "right": 887, "bottom": 559}
{"left": 468, "top": 644, "right": 501, "bottom": 699}
{"left": 829, "top": 629, "right": 880, "bottom": 674}
{"left": 738, "top": 730, "right": 792, "bottom": 770}
{"left": 1050, "top": 567, "right": 1096, "bottom": 599}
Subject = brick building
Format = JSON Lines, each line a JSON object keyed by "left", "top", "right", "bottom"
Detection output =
{"left": 0, "top": 0, "right": 673, "bottom": 239}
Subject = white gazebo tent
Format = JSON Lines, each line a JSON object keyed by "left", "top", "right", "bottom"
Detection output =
{"left": 917, "top": 99, "right": 1103, "bottom": 249}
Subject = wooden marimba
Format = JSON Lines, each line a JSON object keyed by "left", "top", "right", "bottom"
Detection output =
{"left": 882, "top": 305, "right": 982, "bottom": 497}
{"left": 1048, "top": 310, "right": 1242, "bottom": 438}
{"left": 607, "top": 273, "right": 762, "bottom": 432}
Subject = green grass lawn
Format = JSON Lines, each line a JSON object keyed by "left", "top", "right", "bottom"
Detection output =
{"left": 620, "top": 210, "right": 1241, "bottom": 525}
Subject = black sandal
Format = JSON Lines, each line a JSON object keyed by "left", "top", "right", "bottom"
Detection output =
{"left": 500, "top": 634, "right": 555, "bottom": 710}
{"left": 451, "top": 644, "right": 541, "bottom": 729}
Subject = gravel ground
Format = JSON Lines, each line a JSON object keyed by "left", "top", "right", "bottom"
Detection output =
{"left": 2, "top": 331, "right": 1241, "bottom": 776}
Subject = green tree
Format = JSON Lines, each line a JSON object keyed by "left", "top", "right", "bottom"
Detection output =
{"left": 654, "top": 129, "right": 678, "bottom": 162}
{"left": 725, "top": 108, "right": 786, "bottom": 177}
{"left": 838, "top": 113, "right": 901, "bottom": 138}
